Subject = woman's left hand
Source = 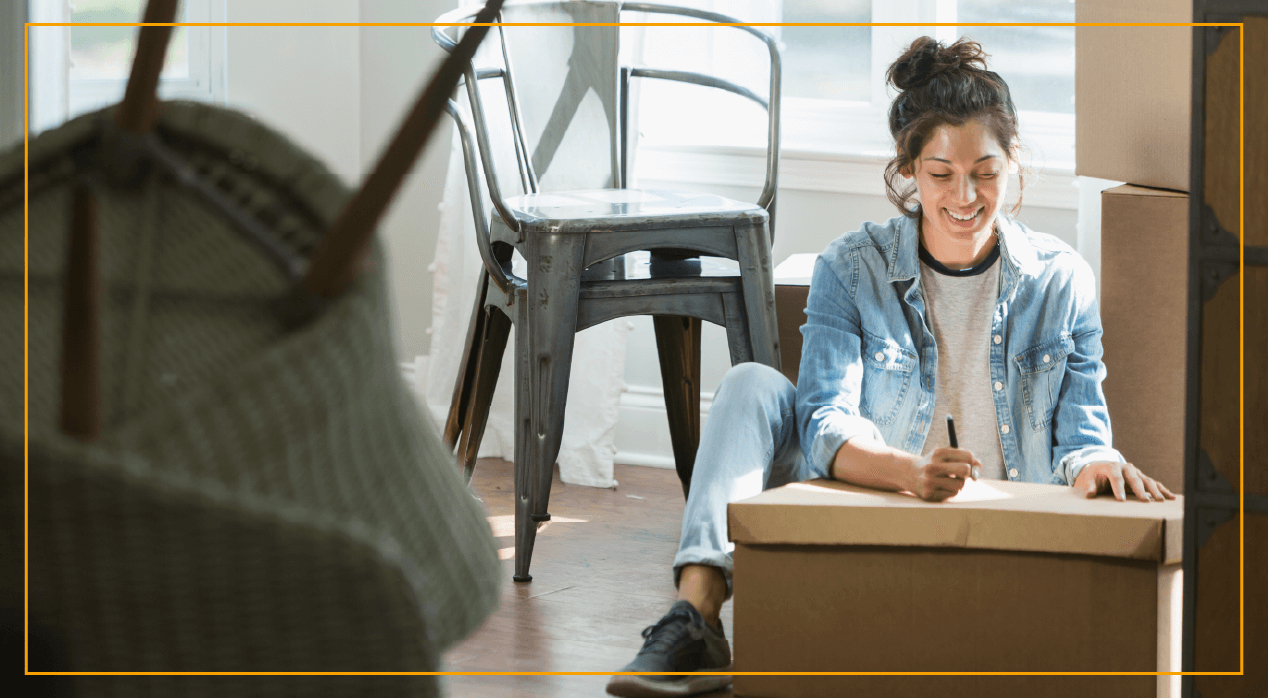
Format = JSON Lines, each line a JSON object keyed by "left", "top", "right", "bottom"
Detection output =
{"left": 1073, "top": 461, "right": 1177, "bottom": 502}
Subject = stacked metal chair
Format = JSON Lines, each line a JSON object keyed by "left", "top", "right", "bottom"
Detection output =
{"left": 434, "top": 1, "right": 783, "bottom": 582}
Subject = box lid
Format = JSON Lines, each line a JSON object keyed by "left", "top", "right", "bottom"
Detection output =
{"left": 728, "top": 479, "right": 1183, "bottom": 564}
{"left": 774, "top": 253, "right": 816, "bottom": 286}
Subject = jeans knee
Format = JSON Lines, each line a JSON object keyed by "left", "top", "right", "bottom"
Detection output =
{"left": 715, "top": 362, "right": 795, "bottom": 410}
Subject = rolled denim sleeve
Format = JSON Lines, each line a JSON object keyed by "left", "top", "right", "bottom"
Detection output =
{"left": 1051, "top": 259, "right": 1125, "bottom": 485}
{"left": 796, "top": 250, "right": 886, "bottom": 476}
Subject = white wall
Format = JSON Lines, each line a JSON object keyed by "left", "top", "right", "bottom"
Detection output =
{"left": 224, "top": 0, "right": 362, "bottom": 181}
{"left": 222, "top": 0, "right": 454, "bottom": 360}
{"left": 359, "top": 0, "right": 456, "bottom": 360}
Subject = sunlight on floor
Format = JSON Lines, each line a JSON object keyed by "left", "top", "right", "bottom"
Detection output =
{"left": 488, "top": 514, "right": 591, "bottom": 561}
{"left": 486, "top": 514, "right": 589, "bottom": 538}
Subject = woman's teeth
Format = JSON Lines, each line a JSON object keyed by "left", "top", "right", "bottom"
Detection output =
{"left": 947, "top": 208, "right": 980, "bottom": 222}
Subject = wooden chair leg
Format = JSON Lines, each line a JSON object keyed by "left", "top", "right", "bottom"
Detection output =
{"left": 444, "top": 271, "right": 492, "bottom": 452}
{"left": 654, "top": 315, "right": 702, "bottom": 499}
{"left": 457, "top": 306, "right": 512, "bottom": 484}
{"left": 59, "top": 184, "right": 102, "bottom": 442}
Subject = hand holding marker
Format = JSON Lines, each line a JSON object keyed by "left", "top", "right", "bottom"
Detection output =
{"left": 946, "top": 415, "right": 980, "bottom": 481}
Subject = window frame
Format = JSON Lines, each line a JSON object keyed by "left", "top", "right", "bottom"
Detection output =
{"left": 27, "top": 0, "right": 227, "bottom": 133}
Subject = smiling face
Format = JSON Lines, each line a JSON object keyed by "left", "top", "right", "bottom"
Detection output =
{"left": 909, "top": 118, "right": 1012, "bottom": 268}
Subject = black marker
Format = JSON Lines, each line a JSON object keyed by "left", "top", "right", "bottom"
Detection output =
{"left": 946, "top": 415, "right": 978, "bottom": 480}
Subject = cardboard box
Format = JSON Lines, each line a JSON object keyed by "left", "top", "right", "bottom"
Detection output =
{"left": 1076, "top": 0, "right": 1191, "bottom": 191}
{"left": 729, "top": 478, "right": 1183, "bottom": 698}
{"left": 1100, "top": 185, "right": 1189, "bottom": 494}
{"left": 773, "top": 253, "right": 815, "bottom": 386}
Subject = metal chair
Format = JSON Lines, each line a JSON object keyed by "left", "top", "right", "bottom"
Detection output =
{"left": 434, "top": 1, "right": 782, "bottom": 582}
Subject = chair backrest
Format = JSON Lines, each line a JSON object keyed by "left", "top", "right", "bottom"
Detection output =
{"left": 459, "top": 1, "right": 622, "bottom": 200}
{"left": 435, "top": 1, "right": 781, "bottom": 229}
{"left": 501, "top": 1, "right": 622, "bottom": 192}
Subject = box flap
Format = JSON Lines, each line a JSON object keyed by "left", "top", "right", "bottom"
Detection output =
{"left": 1103, "top": 184, "right": 1189, "bottom": 199}
{"left": 728, "top": 479, "right": 1183, "bottom": 563}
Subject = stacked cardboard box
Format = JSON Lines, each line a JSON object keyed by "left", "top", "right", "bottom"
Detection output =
{"left": 1076, "top": 0, "right": 1193, "bottom": 496}
{"left": 1075, "top": 0, "right": 1192, "bottom": 190}
{"left": 1099, "top": 186, "right": 1188, "bottom": 495}
{"left": 772, "top": 253, "right": 815, "bottom": 386}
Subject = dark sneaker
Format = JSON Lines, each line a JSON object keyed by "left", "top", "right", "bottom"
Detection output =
{"left": 605, "top": 600, "right": 732, "bottom": 697}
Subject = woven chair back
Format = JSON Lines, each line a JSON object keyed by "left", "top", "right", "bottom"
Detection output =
{"left": 0, "top": 101, "right": 500, "bottom": 686}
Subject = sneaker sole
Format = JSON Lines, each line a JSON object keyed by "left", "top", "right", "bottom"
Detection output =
{"left": 605, "top": 668, "right": 732, "bottom": 698}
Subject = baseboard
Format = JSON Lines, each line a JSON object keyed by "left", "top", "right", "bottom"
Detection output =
{"left": 614, "top": 384, "right": 714, "bottom": 469}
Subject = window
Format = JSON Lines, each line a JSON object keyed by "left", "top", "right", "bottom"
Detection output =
{"left": 27, "top": 0, "right": 226, "bottom": 133}
{"left": 633, "top": 0, "right": 1075, "bottom": 171}
{"left": 780, "top": 0, "right": 870, "bottom": 102}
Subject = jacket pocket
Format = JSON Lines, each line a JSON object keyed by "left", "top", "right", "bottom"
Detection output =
{"left": 859, "top": 332, "right": 917, "bottom": 427}
{"left": 1013, "top": 334, "right": 1074, "bottom": 430}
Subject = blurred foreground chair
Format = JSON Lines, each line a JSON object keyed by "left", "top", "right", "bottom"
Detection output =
{"left": 1, "top": 1, "right": 505, "bottom": 690}
{"left": 434, "top": 1, "right": 782, "bottom": 581}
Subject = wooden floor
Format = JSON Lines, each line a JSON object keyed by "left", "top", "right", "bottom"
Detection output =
{"left": 442, "top": 458, "right": 734, "bottom": 698}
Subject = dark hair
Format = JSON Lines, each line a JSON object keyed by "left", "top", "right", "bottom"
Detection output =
{"left": 884, "top": 36, "right": 1024, "bottom": 218}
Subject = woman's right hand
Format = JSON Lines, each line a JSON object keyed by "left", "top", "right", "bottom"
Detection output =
{"left": 909, "top": 447, "right": 981, "bottom": 502}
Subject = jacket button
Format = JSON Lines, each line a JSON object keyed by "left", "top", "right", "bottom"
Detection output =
{"left": 874, "top": 352, "right": 884, "bottom": 361}
{"left": 993, "top": 381, "right": 1003, "bottom": 391}
{"left": 1000, "top": 424, "right": 1010, "bottom": 434}
{"left": 993, "top": 335, "right": 1002, "bottom": 344}
{"left": 1043, "top": 354, "right": 1051, "bottom": 363}
{"left": 1009, "top": 468, "right": 1019, "bottom": 478}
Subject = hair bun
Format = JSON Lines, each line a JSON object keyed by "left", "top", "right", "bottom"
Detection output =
{"left": 887, "top": 36, "right": 988, "bottom": 91}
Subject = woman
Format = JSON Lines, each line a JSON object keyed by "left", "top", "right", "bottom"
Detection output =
{"left": 605, "top": 36, "right": 1174, "bottom": 698}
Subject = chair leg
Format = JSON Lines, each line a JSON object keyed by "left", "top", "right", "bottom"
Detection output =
{"left": 735, "top": 220, "right": 782, "bottom": 369}
{"left": 513, "top": 233, "right": 585, "bottom": 582}
{"left": 722, "top": 289, "right": 756, "bottom": 366}
{"left": 457, "top": 306, "right": 513, "bottom": 484}
{"left": 512, "top": 296, "right": 536, "bottom": 582}
{"left": 654, "top": 315, "right": 702, "bottom": 499}
{"left": 444, "top": 271, "right": 492, "bottom": 452}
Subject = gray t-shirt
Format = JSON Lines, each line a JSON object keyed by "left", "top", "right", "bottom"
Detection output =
{"left": 920, "top": 247, "right": 1006, "bottom": 480}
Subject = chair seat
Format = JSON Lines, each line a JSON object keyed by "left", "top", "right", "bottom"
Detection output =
{"left": 512, "top": 249, "right": 741, "bottom": 284}
{"left": 504, "top": 188, "right": 767, "bottom": 233}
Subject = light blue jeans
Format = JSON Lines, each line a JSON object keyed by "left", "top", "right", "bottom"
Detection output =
{"left": 672, "top": 363, "right": 826, "bottom": 597}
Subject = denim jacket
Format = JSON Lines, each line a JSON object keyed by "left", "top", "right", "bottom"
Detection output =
{"left": 795, "top": 213, "right": 1125, "bottom": 486}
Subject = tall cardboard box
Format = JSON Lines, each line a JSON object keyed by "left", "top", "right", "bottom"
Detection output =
{"left": 773, "top": 253, "right": 816, "bottom": 386}
{"left": 729, "top": 479, "right": 1183, "bottom": 698}
{"left": 1076, "top": 0, "right": 1192, "bottom": 191}
{"left": 1100, "top": 185, "right": 1189, "bottom": 494}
